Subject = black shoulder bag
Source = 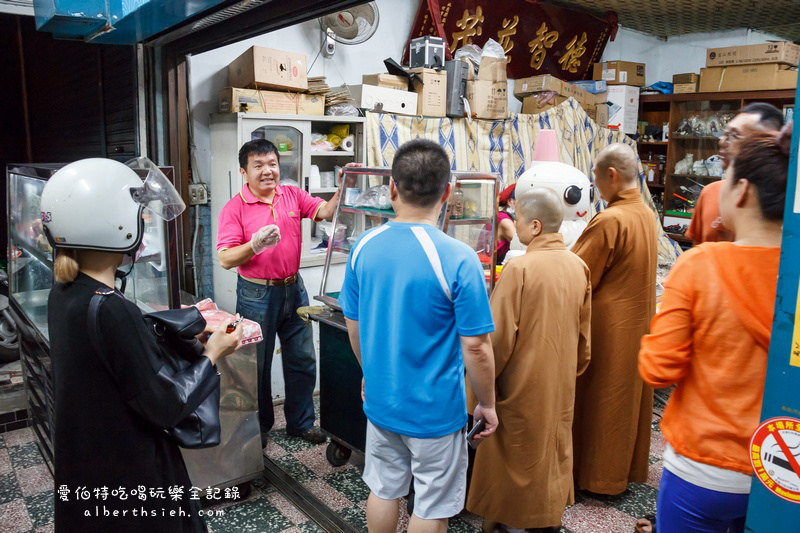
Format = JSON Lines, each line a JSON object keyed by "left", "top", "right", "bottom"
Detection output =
{"left": 87, "top": 289, "right": 222, "bottom": 449}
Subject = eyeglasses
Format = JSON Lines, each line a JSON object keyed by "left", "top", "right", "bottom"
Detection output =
{"left": 721, "top": 129, "right": 743, "bottom": 141}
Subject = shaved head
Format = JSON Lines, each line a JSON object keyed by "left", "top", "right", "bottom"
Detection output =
{"left": 516, "top": 187, "right": 563, "bottom": 233}
{"left": 596, "top": 143, "right": 638, "bottom": 184}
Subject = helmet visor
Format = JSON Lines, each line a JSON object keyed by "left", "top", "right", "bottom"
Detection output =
{"left": 126, "top": 157, "right": 186, "bottom": 221}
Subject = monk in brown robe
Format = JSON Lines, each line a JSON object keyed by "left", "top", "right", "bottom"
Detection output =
{"left": 467, "top": 188, "right": 591, "bottom": 531}
{"left": 571, "top": 143, "right": 658, "bottom": 495}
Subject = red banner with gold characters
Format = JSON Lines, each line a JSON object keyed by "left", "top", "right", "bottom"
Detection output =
{"left": 403, "top": 0, "right": 618, "bottom": 81}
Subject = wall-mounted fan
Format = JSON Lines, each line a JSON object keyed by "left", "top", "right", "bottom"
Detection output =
{"left": 319, "top": 2, "right": 380, "bottom": 57}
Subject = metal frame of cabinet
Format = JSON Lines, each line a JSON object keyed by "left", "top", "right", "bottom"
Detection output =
{"left": 209, "top": 113, "right": 366, "bottom": 314}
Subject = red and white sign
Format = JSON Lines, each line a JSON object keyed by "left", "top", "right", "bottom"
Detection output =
{"left": 750, "top": 417, "right": 800, "bottom": 503}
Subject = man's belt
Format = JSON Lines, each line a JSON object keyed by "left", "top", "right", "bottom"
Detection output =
{"left": 241, "top": 274, "right": 298, "bottom": 286}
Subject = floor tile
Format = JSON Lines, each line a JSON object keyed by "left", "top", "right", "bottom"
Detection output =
{"left": 270, "top": 429, "right": 323, "bottom": 455}
{"left": 337, "top": 505, "right": 367, "bottom": 532}
{"left": 8, "top": 443, "right": 43, "bottom": 470}
{"left": 592, "top": 482, "right": 658, "bottom": 521}
{"left": 35, "top": 524, "right": 54, "bottom": 533}
{"left": 263, "top": 437, "right": 289, "bottom": 459}
{"left": 15, "top": 464, "right": 52, "bottom": 497}
{"left": 0, "top": 498, "right": 33, "bottom": 532}
{"left": 323, "top": 467, "right": 370, "bottom": 504}
{"left": 24, "top": 491, "right": 53, "bottom": 529}
{"left": 294, "top": 446, "right": 343, "bottom": 478}
{"left": 274, "top": 455, "right": 317, "bottom": 484}
{"left": 3, "top": 429, "right": 34, "bottom": 448}
{"left": 562, "top": 499, "right": 637, "bottom": 533}
{"left": 646, "top": 461, "right": 664, "bottom": 489}
{"left": 251, "top": 476, "right": 277, "bottom": 495}
{"left": 297, "top": 521, "right": 325, "bottom": 533}
{"left": 0, "top": 473, "right": 22, "bottom": 504}
{"left": 448, "top": 516, "right": 482, "bottom": 532}
{"left": 206, "top": 496, "right": 292, "bottom": 533}
{"left": 0, "top": 434, "right": 5, "bottom": 448}
{"left": 301, "top": 478, "right": 351, "bottom": 511}
{"left": 266, "top": 491, "right": 310, "bottom": 525}
{"left": 0, "top": 449, "right": 12, "bottom": 476}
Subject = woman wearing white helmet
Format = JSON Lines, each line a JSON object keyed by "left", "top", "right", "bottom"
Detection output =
{"left": 41, "top": 158, "right": 242, "bottom": 532}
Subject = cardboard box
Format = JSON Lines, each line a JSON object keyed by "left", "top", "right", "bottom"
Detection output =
{"left": 672, "top": 72, "right": 700, "bottom": 84}
{"left": 568, "top": 80, "right": 608, "bottom": 94}
{"left": 673, "top": 82, "right": 698, "bottom": 94}
{"left": 478, "top": 56, "right": 507, "bottom": 82}
{"left": 466, "top": 80, "right": 508, "bottom": 120}
{"left": 220, "top": 89, "right": 325, "bottom": 115}
{"left": 593, "top": 61, "right": 646, "bottom": 87}
{"left": 219, "top": 87, "right": 265, "bottom": 113}
{"left": 350, "top": 84, "right": 418, "bottom": 115}
{"left": 607, "top": 85, "right": 639, "bottom": 134}
{"left": 362, "top": 73, "right": 408, "bottom": 91}
{"left": 514, "top": 74, "right": 564, "bottom": 98}
{"left": 521, "top": 94, "right": 567, "bottom": 114}
{"left": 560, "top": 82, "right": 601, "bottom": 109}
{"left": 410, "top": 36, "right": 447, "bottom": 69}
{"left": 706, "top": 42, "right": 800, "bottom": 68}
{"left": 228, "top": 46, "right": 308, "bottom": 91}
{"left": 699, "top": 64, "right": 798, "bottom": 92}
{"left": 410, "top": 67, "right": 447, "bottom": 117}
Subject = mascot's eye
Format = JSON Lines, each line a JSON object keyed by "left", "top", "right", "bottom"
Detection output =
{"left": 564, "top": 185, "right": 582, "bottom": 205}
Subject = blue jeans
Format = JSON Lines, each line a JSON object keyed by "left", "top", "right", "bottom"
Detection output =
{"left": 236, "top": 275, "right": 316, "bottom": 435}
{"left": 657, "top": 468, "right": 749, "bottom": 533}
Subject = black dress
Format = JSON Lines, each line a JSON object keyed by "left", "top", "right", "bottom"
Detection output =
{"left": 48, "top": 273, "right": 215, "bottom": 532}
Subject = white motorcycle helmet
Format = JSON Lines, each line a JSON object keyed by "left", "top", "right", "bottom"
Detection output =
{"left": 41, "top": 157, "right": 185, "bottom": 253}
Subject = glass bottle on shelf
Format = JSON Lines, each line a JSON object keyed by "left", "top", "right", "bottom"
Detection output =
{"left": 452, "top": 183, "right": 464, "bottom": 218}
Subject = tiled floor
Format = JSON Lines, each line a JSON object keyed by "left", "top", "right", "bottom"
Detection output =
{"left": 0, "top": 398, "right": 666, "bottom": 533}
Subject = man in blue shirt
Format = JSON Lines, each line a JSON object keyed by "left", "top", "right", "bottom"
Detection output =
{"left": 339, "top": 139, "right": 498, "bottom": 532}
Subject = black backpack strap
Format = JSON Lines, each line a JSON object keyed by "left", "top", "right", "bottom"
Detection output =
{"left": 87, "top": 288, "right": 116, "bottom": 376}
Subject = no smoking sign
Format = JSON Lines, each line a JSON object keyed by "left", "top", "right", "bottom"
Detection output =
{"left": 751, "top": 417, "right": 800, "bottom": 503}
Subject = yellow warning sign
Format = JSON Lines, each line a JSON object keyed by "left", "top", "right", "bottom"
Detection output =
{"left": 793, "top": 280, "right": 800, "bottom": 367}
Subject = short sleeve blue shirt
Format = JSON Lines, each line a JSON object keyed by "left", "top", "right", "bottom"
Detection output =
{"left": 339, "top": 222, "right": 494, "bottom": 438}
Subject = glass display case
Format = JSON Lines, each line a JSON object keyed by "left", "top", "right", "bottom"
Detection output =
{"left": 316, "top": 168, "right": 499, "bottom": 310}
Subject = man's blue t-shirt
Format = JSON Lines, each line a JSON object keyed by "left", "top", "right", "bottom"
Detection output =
{"left": 339, "top": 221, "right": 494, "bottom": 438}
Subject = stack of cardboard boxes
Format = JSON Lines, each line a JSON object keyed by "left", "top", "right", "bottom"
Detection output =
{"left": 592, "top": 60, "right": 646, "bottom": 134}
{"left": 219, "top": 46, "right": 325, "bottom": 115}
{"left": 699, "top": 42, "right": 799, "bottom": 92}
{"left": 513, "top": 73, "right": 610, "bottom": 127}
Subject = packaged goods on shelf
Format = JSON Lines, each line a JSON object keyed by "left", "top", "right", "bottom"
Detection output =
{"left": 699, "top": 64, "right": 798, "bottom": 92}
{"left": 362, "top": 73, "right": 408, "bottom": 91}
{"left": 706, "top": 42, "right": 800, "bottom": 68}
{"left": 350, "top": 84, "right": 418, "bottom": 115}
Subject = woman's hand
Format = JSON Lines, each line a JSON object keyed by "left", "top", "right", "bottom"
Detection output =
{"left": 202, "top": 317, "right": 243, "bottom": 364}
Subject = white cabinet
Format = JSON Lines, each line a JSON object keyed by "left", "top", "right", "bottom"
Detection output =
{"left": 209, "top": 113, "right": 365, "bottom": 312}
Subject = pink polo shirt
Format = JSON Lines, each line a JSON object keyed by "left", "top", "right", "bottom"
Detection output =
{"left": 217, "top": 184, "right": 325, "bottom": 279}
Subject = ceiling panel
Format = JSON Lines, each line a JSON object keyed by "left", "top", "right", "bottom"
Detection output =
{"left": 550, "top": 0, "right": 800, "bottom": 42}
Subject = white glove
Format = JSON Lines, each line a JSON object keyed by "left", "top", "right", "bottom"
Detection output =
{"left": 250, "top": 225, "right": 281, "bottom": 255}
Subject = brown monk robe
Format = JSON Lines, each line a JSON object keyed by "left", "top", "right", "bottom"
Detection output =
{"left": 571, "top": 143, "right": 658, "bottom": 495}
{"left": 467, "top": 188, "right": 591, "bottom": 530}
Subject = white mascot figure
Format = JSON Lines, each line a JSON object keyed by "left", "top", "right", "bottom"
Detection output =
{"left": 507, "top": 130, "right": 592, "bottom": 257}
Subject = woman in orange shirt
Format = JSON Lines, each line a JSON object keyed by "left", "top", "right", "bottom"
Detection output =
{"left": 639, "top": 129, "right": 790, "bottom": 533}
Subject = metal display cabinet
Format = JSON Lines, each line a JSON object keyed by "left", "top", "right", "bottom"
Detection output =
{"left": 6, "top": 164, "right": 261, "bottom": 490}
{"left": 209, "top": 113, "right": 366, "bottom": 314}
{"left": 311, "top": 167, "right": 499, "bottom": 465}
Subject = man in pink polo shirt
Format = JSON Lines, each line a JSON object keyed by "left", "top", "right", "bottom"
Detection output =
{"left": 217, "top": 139, "right": 340, "bottom": 445}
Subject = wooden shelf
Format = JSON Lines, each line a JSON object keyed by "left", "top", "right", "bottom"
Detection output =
{"left": 640, "top": 89, "right": 796, "bottom": 103}
{"left": 671, "top": 135, "right": 721, "bottom": 141}
{"left": 647, "top": 183, "right": 665, "bottom": 189}
{"left": 639, "top": 141, "right": 668, "bottom": 146}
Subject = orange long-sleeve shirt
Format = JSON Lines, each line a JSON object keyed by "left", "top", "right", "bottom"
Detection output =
{"left": 639, "top": 242, "right": 780, "bottom": 474}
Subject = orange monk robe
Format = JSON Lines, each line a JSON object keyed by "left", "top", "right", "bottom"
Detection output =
{"left": 466, "top": 233, "right": 591, "bottom": 529}
{"left": 571, "top": 187, "right": 658, "bottom": 495}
